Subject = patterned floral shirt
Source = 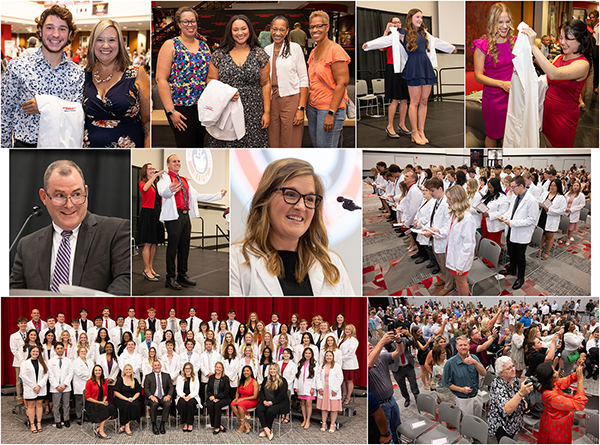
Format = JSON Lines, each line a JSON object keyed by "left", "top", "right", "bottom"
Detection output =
{"left": 168, "top": 37, "right": 211, "bottom": 107}
{"left": 1, "top": 48, "right": 84, "bottom": 147}
{"left": 488, "top": 376, "right": 525, "bottom": 437}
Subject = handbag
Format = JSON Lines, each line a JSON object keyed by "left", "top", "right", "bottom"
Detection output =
{"left": 310, "top": 51, "right": 355, "bottom": 119}
{"left": 567, "top": 350, "right": 580, "bottom": 363}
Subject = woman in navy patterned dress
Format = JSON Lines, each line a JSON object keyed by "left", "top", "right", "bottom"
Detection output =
{"left": 156, "top": 7, "right": 211, "bottom": 147}
{"left": 83, "top": 19, "right": 150, "bottom": 148}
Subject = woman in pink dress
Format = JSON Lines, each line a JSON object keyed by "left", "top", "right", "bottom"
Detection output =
{"left": 316, "top": 351, "right": 343, "bottom": 433}
{"left": 523, "top": 20, "right": 592, "bottom": 147}
{"left": 472, "top": 3, "right": 515, "bottom": 148}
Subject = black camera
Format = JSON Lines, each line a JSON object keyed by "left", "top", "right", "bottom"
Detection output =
{"left": 524, "top": 376, "right": 541, "bottom": 391}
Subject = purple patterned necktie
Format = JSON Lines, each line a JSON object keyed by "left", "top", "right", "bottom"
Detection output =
{"left": 51, "top": 230, "right": 72, "bottom": 292}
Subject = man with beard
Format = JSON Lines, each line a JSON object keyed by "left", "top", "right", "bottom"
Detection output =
{"left": 1, "top": 5, "right": 84, "bottom": 147}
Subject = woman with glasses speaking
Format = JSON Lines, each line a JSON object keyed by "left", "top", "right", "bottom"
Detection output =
{"left": 231, "top": 158, "right": 353, "bottom": 296}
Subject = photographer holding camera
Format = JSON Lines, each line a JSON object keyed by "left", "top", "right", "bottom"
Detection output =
{"left": 488, "top": 356, "right": 534, "bottom": 442}
{"left": 535, "top": 359, "right": 589, "bottom": 444}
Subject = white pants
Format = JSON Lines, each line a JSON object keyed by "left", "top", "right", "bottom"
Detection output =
{"left": 454, "top": 392, "right": 483, "bottom": 418}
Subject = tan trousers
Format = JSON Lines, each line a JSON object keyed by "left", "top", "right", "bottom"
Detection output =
{"left": 434, "top": 251, "right": 455, "bottom": 291}
{"left": 15, "top": 368, "right": 22, "bottom": 400}
{"left": 268, "top": 91, "right": 304, "bottom": 148}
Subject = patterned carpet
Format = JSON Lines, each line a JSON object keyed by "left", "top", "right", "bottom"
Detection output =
{"left": 362, "top": 185, "right": 592, "bottom": 297}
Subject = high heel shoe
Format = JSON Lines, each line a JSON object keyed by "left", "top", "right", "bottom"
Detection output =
{"left": 397, "top": 125, "right": 412, "bottom": 135}
{"left": 411, "top": 131, "right": 426, "bottom": 146}
{"left": 385, "top": 127, "right": 399, "bottom": 139}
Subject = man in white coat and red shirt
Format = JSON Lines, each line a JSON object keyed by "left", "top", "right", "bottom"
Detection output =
{"left": 157, "top": 154, "right": 227, "bottom": 291}
{"left": 498, "top": 175, "right": 539, "bottom": 290}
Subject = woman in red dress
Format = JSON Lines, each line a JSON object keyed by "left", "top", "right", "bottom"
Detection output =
{"left": 231, "top": 365, "right": 259, "bottom": 434}
{"left": 535, "top": 361, "right": 588, "bottom": 444}
{"left": 523, "top": 20, "right": 592, "bottom": 148}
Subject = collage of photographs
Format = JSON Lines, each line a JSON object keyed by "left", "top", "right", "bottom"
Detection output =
{"left": 0, "top": 0, "right": 598, "bottom": 444}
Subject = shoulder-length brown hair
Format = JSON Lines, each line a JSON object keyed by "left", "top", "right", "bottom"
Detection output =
{"left": 87, "top": 19, "right": 131, "bottom": 72}
{"left": 139, "top": 163, "right": 159, "bottom": 185}
{"left": 405, "top": 9, "right": 428, "bottom": 52}
{"left": 239, "top": 158, "right": 340, "bottom": 286}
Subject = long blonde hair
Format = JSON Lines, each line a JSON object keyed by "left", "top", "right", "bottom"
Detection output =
{"left": 239, "top": 158, "right": 340, "bottom": 286}
{"left": 405, "top": 8, "right": 429, "bottom": 52}
{"left": 467, "top": 178, "right": 479, "bottom": 199}
{"left": 121, "top": 364, "right": 136, "bottom": 388}
{"left": 87, "top": 19, "right": 131, "bottom": 72}
{"left": 446, "top": 185, "right": 470, "bottom": 223}
{"left": 341, "top": 324, "right": 357, "bottom": 340}
{"left": 484, "top": 3, "right": 515, "bottom": 64}
{"left": 264, "top": 363, "right": 283, "bottom": 390}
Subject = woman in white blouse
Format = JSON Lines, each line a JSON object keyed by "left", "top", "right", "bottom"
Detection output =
{"left": 73, "top": 346, "right": 92, "bottom": 425}
{"left": 316, "top": 350, "right": 343, "bottom": 433}
{"left": 338, "top": 324, "right": 359, "bottom": 404}
{"left": 561, "top": 180, "right": 586, "bottom": 246}
{"left": 21, "top": 346, "right": 48, "bottom": 433}
{"left": 537, "top": 179, "right": 567, "bottom": 260}
{"left": 265, "top": 16, "right": 308, "bottom": 148}
{"left": 562, "top": 321, "right": 585, "bottom": 375}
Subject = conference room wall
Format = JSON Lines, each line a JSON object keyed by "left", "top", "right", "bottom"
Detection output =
{"left": 1, "top": 296, "right": 367, "bottom": 388}
{"left": 9, "top": 150, "right": 131, "bottom": 272}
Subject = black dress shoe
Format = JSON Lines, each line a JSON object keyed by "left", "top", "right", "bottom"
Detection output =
{"left": 63, "top": 420, "right": 70, "bottom": 428}
{"left": 165, "top": 278, "right": 182, "bottom": 290}
{"left": 213, "top": 429, "right": 220, "bottom": 435}
{"left": 152, "top": 424, "right": 159, "bottom": 435}
{"left": 398, "top": 231, "right": 406, "bottom": 238}
{"left": 76, "top": 418, "right": 82, "bottom": 426}
{"left": 160, "top": 423, "right": 166, "bottom": 434}
{"left": 386, "top": 127, "right": 400, "bottom": 138}
{"left": 499, "top": 269, "right": 517, "bottom": 276}
{"left": 404, "top": 399, "right": 410, "bottom": 408}
{"left": 56, "top": 423, "right": 62, "bottom": 429}
{"left": 431, "top": 267, "right": 441, "bottom": 274}
{"left": 410, "top": 252, "right": 421, "bottom": 259}
{"left": 426, "top": 263, "right": 436, "bottom": 268}
{"left": 512, "top": 278, "right": 525, "bottom": 290}
{"left": 415, "top": 256, "right": 427, "bottom": 264}
{"left": 177, "top": 275, "right": 197, "bottom": 287}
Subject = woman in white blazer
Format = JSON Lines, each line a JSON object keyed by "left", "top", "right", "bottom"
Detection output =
{"left": 295, "top": 333, "right": 320, "bottom": 364}
{"left": 467, "top": 178, "right": 483, "bottom": 230}
{"left": 72, "top": 346, "right": 92, "bottom": 425}
{"left": 97, "top": 342, "right": 120, "bottom": 393}
{"left": 176, "top": 362, "right": 201, "bottom": 432}
{"left": 141, "top": 347, "right": 158, "bottom": 386}
{"left": 294, "top": 347, "right": 317, "bottom": 429}
{"left": 362, "top": 8, "right": 456, "bottom": 145}
{"left": 231, "top": 158, "right": 354, "bottom": 296}
{"left": 239, "top": 345, "right": 259, "bottom": 382}
{"left": 476, "top": 178, "right": 510, "bottom": 247}
{"left": 20, "top": 346, "right": 48, "bottom": 432}
{"left": 562, "top": 181, "right": 586, "bottom": 246}
{"left": 277, "top": 347, "right": 296, "bottom": 423}
{"left": 161, "top": 340, "right": 181, "bottom": 385}
{"left": 265, "top": 16, "right": 308, "bottom": 148}
{"left": 76, "top": 333, "right": 96, "bottom": 365}
{"left": 316, "top": 351, "right": 344, "bottom": 433}
{"left": 222, "top": 344, "right": 240, "bottom": 400}
{"left": 338, "top": 324, "right": 359, "bottom": 404}
{"left": 430, "top": 185, "right": 476, "bottom": 296}
{"left": 537, "top": 179, "right": 567, "bottom": 260}
{"left": 319, "top": 336, "right": 343, "bottom": 367}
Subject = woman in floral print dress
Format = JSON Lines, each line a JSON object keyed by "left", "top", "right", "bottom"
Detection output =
{"left": 83, "top": 19, "right": 150, "bottom": 148}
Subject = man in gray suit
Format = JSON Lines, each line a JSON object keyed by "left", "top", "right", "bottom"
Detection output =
{"left": 143, "top": 360, "right": 174, "bottom": 435}
{"left": 10, "top": 159, "right": 130, "bottom": 295}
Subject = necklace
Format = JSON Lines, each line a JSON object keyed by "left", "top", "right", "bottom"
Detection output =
{"left": 94, "top": 69, "right": 113, "bottom": 83}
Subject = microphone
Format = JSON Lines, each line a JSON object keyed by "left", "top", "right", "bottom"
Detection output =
{"left": 10, "top": 205, "right": 43, "bottom": 253}
{"left": 337, "top": 196, "right": 361, "bottom": 211}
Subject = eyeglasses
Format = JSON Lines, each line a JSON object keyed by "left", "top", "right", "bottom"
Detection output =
{"left": 180, "top": 20, "right": 197, "bottom": 26}
{"left": 276, "top": 187, "right": 323, "bottom": 209}
{"left": 309, "top": 24, "right": 328, "bottom": 30}
{"left": 44, "top": 190, "right": 87, "bottom": 206}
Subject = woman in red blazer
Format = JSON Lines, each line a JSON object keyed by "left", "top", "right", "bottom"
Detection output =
{"left": 85, "top": 365, "right": 117, "bottom": 439}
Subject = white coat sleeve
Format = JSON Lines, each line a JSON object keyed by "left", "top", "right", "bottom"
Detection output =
{"left": 457, "top": 217, "right": 476, "bottom": 272}
{"left": 431, "top": 35, "right": 456, "bottom": 54}
{"left": 157, "top": 173, "right": 173, "bottom": 198}
{"left": 548, "top": 195, "right": 567, "bottom": 216}
{"left": 362, "top": 34, "right": 394, "bottom": 51}
{"left": 295, "top": 46, "right": 309, "bottom": 88}
{"left": 510, "top": 197, "right": 539, "bottom": 228}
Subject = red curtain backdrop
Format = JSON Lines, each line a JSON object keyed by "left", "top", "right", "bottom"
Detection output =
{"left": 2, "top": 297, "right": 366, "bottom": 387}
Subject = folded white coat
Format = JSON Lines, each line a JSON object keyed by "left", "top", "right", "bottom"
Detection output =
{"left": 36, "top": 95, "right": 84, "bottom": 148}
{"left": 197, "top": 80, "right": 245, "bottom": 141}
{"left": 503, "top": 22, "right": 540, "bottom": 148}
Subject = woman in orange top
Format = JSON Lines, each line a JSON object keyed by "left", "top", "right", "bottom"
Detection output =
{"left": 306, "top": 10, "right": 350, "bottom": 148}
{"left": 535, "top": 361, "right": 588, "bottom": 444}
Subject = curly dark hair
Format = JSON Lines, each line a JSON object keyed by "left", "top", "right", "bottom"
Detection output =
{"left": 35, "top": 5, "right": 77, "bottom": 45}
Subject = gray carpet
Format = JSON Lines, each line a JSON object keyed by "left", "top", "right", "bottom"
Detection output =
{"left": 0, "top": 394, "right": 367, "bottom": 444}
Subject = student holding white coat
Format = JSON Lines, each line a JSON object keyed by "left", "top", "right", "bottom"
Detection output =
{"left": 537, "top": 179, "right": 567, "bottom": 260}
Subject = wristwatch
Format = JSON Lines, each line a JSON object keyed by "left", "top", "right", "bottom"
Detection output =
{"left": 327, "top": 109, "right": 335, "bottom": 116}
{"left": 381, "top": 431, "right": 391, "bottom": 438}
{"left": 166, "top": 109, "right": 175, "bottom": 116}
{"left": 298, "top": 106, "right": 305, "bottom": 111}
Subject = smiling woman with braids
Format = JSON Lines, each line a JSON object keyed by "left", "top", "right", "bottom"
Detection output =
{"left": 231, "top": 158, "right": 353, "bottom": 296}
